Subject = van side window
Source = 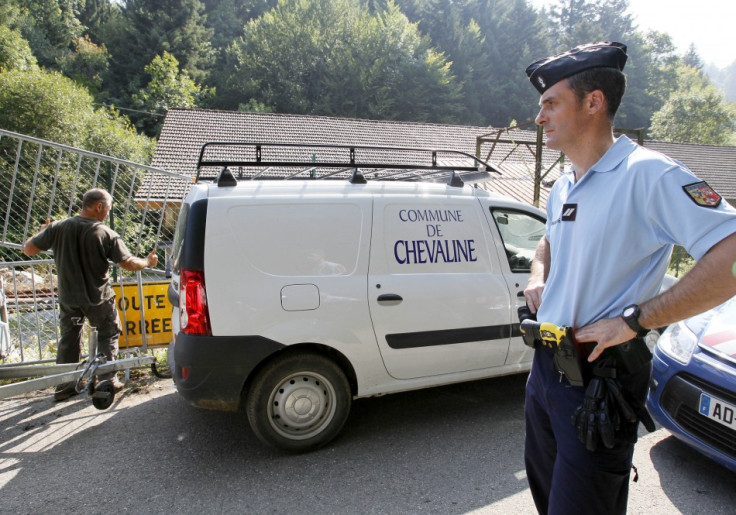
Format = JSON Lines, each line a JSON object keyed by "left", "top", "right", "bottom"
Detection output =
{"left": 492, "top": 209, "right": 545, "bottom": 273}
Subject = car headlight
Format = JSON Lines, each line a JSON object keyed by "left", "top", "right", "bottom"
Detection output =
{"left": 657, "top": 322, "right": 698, "bottom": 364}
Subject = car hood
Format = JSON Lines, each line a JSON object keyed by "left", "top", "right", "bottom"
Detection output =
{"left": 694, "top": 295, "right": 736, "bottom": 364}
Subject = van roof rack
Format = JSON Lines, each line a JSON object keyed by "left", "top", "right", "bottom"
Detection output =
{"left": 195, "top": 141, "right": 501, "bottom": 187}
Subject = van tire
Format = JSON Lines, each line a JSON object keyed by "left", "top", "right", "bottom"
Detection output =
{"left": 246, "top": 353, "right": 351, "bottom": 452}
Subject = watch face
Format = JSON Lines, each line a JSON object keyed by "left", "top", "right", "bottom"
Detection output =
{"left": 623, "top": 306, "right": 636, "bottom": 318}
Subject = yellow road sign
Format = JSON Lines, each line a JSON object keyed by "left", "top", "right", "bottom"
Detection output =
{"left": 113, "top": 281, "right": 172, "bottom": 348}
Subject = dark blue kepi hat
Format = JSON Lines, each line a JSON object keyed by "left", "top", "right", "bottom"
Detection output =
{"left": 526, "top": 41, "right": 627, "bottom": 94}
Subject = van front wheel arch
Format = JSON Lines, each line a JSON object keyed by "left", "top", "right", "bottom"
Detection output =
{"left": 245, "top": 353, "right": 351, "bottom": 452}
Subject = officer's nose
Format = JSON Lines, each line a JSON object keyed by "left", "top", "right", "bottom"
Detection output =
{"left": 535, "top": 108, "right": 546, "bottom": 126}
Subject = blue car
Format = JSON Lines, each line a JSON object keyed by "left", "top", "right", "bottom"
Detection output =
{"left": 647, "top": 295, "right": 736, "bottom": 472}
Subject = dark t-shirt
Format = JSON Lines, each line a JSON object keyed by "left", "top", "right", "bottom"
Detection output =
{"left": 31, "top": 216, "right": 132, "bottom": 306}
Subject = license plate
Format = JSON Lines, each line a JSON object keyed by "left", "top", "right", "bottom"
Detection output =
{"left": 699, "top": 393, "right": 736, "bottom": 430}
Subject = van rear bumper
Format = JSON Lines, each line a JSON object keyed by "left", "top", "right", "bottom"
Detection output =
{"left": 172, "top": 333, "right": 285, "bottom": 411}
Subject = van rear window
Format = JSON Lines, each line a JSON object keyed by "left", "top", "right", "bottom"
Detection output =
{"left": 170, "top": 202, "right": 190, "bottom": 274}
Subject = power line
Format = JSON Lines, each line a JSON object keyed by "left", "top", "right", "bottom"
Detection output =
{"left": 93, "top": 103, "right": 166, "bottom": 118}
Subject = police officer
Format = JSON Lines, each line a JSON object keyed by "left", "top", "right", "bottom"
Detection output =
{"left": 522, "top": 42, "right": 736, "bottom": 514}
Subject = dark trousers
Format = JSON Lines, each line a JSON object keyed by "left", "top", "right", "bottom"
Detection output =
{"left": 524, "top": 349, "right": 651, "bottom": 515}
{"left": 57, "top": 297, "right": 121, "bottom": 364}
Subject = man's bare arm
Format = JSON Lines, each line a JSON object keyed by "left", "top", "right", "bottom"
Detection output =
{"left": 118, "top": 249, "right": 159, "bottom": 272}
{"left": 524, "top": 235, "right": 550, "bottom": 314}
{"left": 578, "top": 232, "right": 736, "bottom": 361}
{"left": 23, "top": 219, "right": 50, "bottom": 257}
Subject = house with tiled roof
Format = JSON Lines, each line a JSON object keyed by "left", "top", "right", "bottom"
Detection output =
{"left": 147, "top": 108, "right": 736, "bottom": 211}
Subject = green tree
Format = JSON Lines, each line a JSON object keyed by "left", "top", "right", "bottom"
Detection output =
{"left": 105, "top": 0, "right": 214, "bottom": 102}
{"left": 0, "top": 68, "right": 94, "bottom": 145}
{"left": 707, "top": 60, "right": 736, "bottom": 104}
{"left": 201, "top": 0, "right": 277, "bottom": 50}
{"left": 395, "top": 0, "right": 549, "bottom": 126}
{"left": 0, "top": 24, "right": 39, "bottom": 72}
{"left": 221, "top": 0, "right": 464, "bottom": 123}
{"left": 0, "top": 0, "right": 25, "bottom": 29}
{"left": 544, "top": 0, "right": 636, "bottom": 51}
{"left": 540, "top": 0, "right": 680, "bottom": 129}
{"left": 546, "top": 0, "right": 600, "bottom": 50}
{"left": 57, "top": 35, "right": 110, "bottom": 96}
{"left": 132, "top": 51, "right": 213, "bottom": 136}
{"left": 615, "top": 30, "right": 680, "bottom": 129}
{"left": 650, "top": 65, "right": 735, "bottom": 145}
{"left": 78, "top": 0, "right": 123, "bottom": 44}
{"left": 85, "top": 106, "right": 155, "bottom": 163}
{"left": 682, "top": 43, "right": 703, "bottom": 70}
{"left": 0, "top": 68, "right": 153, "bottom": 158}
{"left": 10, "top": 0, "right": 85, "bottom": 68}
{"left": 467, "top": 0, "right": 550, "bottom": 125}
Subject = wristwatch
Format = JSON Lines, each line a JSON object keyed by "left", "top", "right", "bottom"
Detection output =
{"left": 622, "top": 304, "right": 648, "bottom": 337}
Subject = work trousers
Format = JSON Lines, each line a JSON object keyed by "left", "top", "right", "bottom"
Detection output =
{"left": 57, "top": 297, "right": 121, "bottom": 364}
{"left": 524, "top": 348, "right": 651, "bottom": 515}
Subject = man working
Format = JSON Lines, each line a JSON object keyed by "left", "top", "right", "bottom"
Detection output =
{"left": 522, "top": 42, "right": 736, "bottom": 514}
{"left": 24, "top": 188, "right": 158, "bottom": 401}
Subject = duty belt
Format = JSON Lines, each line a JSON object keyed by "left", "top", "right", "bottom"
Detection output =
{"left": 519, "top": 319, "right": 653, "bottom": 387}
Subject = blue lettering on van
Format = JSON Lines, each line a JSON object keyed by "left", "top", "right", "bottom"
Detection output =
{"left": 399, "top": 209, "right": 464, "bottom": 223}
{"left": 394, "top": 239, "right": 477, "bottom": 264}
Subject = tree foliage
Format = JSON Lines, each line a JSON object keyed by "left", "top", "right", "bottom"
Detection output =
{"left": 650, "top": 65, "right": 735, "bottom": 145}
{"left": 56, "top": 35, "right": 109, "bottom": 96}
{"left": 0, "top": 0, "right": 733, "bottom": 145}
{"left": 104, "top": 0, "right": 215, "bottom": 101}
{"left": 0, "top": 68, "right": 153, "bottom": 160}
{"left": 132, "top": 51, "right": 213, "bottom": 136}
{"left": 220, "top": 0, "right": 464, "bottom": 123}
{"left": 0, "top": 24, "right": 39, "bottom": 72}
{"left": 9, "top": 0, "right": 85, "bottom": 67}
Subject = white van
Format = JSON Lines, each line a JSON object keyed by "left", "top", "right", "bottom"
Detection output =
{"left": 168, "top": 142, "right": 546, "bottom": 452}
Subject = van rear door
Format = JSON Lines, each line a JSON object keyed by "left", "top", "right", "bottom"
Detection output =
{"left": 368, "top": 193, "right": 513, "bottom": 380}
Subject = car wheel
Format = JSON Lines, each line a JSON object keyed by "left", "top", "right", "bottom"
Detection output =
{"left": 246, "top": 353, "right": 351, "bottom": 452}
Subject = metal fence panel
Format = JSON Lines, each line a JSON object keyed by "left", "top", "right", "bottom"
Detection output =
{"left": 0, "top": 129, "right": 190, "bottom": 365}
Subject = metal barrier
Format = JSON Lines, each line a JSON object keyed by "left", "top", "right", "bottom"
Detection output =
{"left": 0, "top": 128, "right": 190, "bottom": 397}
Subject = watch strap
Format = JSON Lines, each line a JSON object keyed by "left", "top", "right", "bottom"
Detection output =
{"left": 622, "top": 304, "right": 647, "bottom": 336}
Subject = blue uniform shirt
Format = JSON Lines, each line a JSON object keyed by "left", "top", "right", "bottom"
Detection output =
{"left": 536, "top": 136, "right": 736, "bottom": 328}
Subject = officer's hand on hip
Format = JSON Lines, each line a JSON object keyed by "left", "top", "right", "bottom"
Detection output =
{"left": 575, "top": 317, "right": 637, "bottom": 362}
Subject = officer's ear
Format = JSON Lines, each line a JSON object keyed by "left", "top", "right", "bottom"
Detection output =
{"left": 585, "top": 89, "right": 607, "bottom": 116}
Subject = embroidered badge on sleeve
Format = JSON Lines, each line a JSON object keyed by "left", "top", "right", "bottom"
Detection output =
{"left": 683, "top": 181, "right": 722, "bottom": 208}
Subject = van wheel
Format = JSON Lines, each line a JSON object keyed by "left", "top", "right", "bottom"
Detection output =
{"left": 246, "top": 353, "right": 351, "bottom": 452}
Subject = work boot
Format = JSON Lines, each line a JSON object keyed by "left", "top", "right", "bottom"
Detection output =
{"left": 98, "top": 373, "right": 125, "bottom": 392}
{"left": 54, "top": 382, "right": 78, "bottom": 402}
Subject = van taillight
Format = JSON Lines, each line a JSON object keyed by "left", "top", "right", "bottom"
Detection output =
{"left": 180, "top": 269, "right": 212, "bottom": 336}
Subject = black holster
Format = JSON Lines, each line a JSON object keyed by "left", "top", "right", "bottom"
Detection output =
{"left": 603, "top": 337, "right": 653, "bottom": 375}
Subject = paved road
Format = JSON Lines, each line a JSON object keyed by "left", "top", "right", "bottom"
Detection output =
{"left": 1, "top": 372, "right": 734, "bottom": 514}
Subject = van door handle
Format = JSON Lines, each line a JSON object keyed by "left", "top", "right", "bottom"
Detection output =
{"left": 377, "top": 294, "right": 403, "bottom": 303}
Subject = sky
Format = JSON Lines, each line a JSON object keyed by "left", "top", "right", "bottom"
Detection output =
{"left": 529, "top": 0, "right": 736, "bottom": 69}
